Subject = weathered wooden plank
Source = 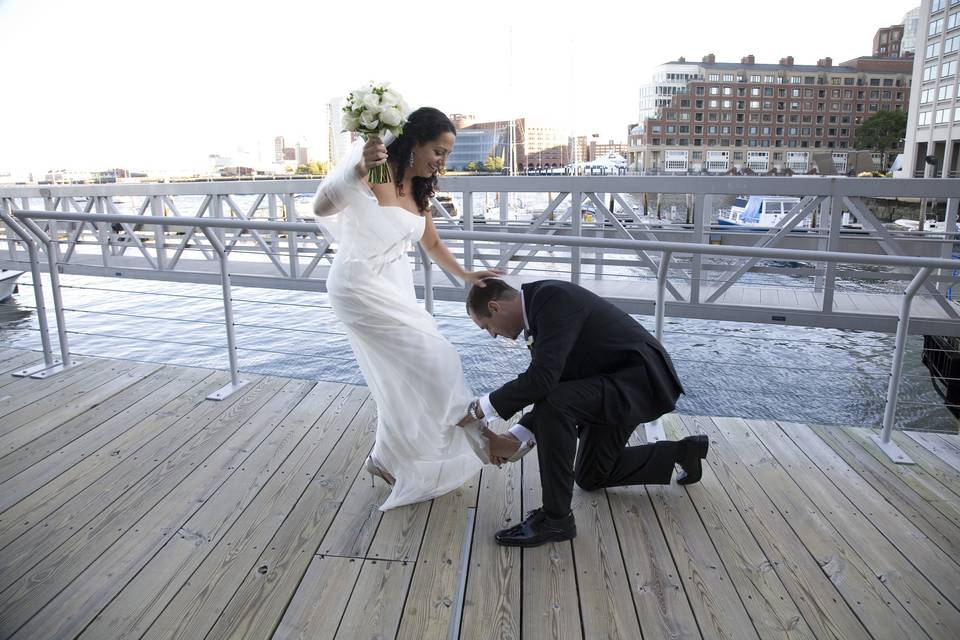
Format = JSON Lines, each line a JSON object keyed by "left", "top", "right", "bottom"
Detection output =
{"left": 852, "top": 429, "right": 960, "bottom": 517}
{"left": 460, "top": 462, "right": 522, "bottom": 640}
{"left": 646, "top": 456, "right": 760, "bottom": 639}
{"left": 79, "top": 381, "right": 345, "bottom": 640}
{"left": 679, "top": 415, "right": 871, "bottom": 640}
{"left": 0, "top": 376, "right": 290, "bottom": 634}
{"left": 813, "top": 424, "right": 960, "bottom": 558}
{"left": 0, "top": 362, "right": 160, "bottom": 453}
{"left": 0, "top": 371, "right": 236, "bottom": 550}
{"left": 335, "top": 558, "right": 416, "bottom": 639}
{"left": 521, "top": 449, "right": 582, "bottom": 640}
{"left": 395, "top": 474, "right": 480, "bottom": 640}
{"left": 606, "top": 479, "right": 700, "bottom": 640}
{"left": 570, "top": 483, "right": 643, "bottom": 639}
{"left": 767, "top": 421, "right": 960, "bottom": 619}
{"left": 905, "top": 431, "right": 960, "bottom": 480}
{"left": 273, "top": 555, "right": 361, "bottom": 639}
{"left": 713, "top": 416, "right": 929, "bottom": 640}
{"left": 0, "top": 358, "right": 123, "bottom": 428}
{"left": 317, "top": 458, "right": 392, "bottom": 558}
{"left": 147, "top": 391, "right": 375, "bottom": 640}
{"left": 0, "top": 366, "right": 201, "bottom": 484}
{"left": 665, "top": 415, "right": 813, "bottom": 639}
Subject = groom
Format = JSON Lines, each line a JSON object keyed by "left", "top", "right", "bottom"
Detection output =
{"left": 461, "top": 279, "right": 708, "bottom": 547}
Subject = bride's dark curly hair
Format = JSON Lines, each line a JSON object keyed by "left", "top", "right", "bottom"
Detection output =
{"left": 386, "top": 107, "right": 456, "bottom": 213}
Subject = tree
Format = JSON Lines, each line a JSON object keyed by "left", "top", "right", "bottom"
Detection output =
{"left": 466, "top": 161, "right": 478, "bottom": 172}
{"left": 483, "top": 155, "right": 504, "bottom": 172}
{"left": 295, "top": 164, "right": 311, "bottom": 174}
{"left": 855, "top": 110, "right": 907, "bottom": 152}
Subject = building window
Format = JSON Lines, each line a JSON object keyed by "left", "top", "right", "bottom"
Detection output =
{"left": 790, "top": 76, "right": 801, "bottom": 84}
{"left": 931, "top": 18, "right": 944, "bottom": 36}
{"left": 921, "top": 88, "right": 934, "bottom": 103}
{"left": 939, "top": 85, "right": 952, "bottom": 100}
{"left": 708, "top": 73, "right": 720, "bottom": 81}
{"left": 723, "top": 74, "right": 734, "bottom": 82}
{"left": 918, "top": 111, "right": 932, "bottom": 126}
{"left": 947, "top": 35, "right": 960, "bottom": 53}
{"left": 927, "top": 42, "right": 941, "bottom": 58}
{"left": 933, "top": 0, "right": 945, "bottom": 11}
{"left": 943, "top": 60, "right": 958, "bottom": 77}
{"left": 924, "top": 65, "right": 937, "bottom": 81}
{"left": 750, "top": 75, "right": 761, "bottom": 82}
{"left": 936, "top": 107, "right": 951, "bottom": 123}
{"left": 949, "top": 12, "right": 960, "bottom": 30}
{"left": 954, "top": 107, "right": 960, "bottom": 121}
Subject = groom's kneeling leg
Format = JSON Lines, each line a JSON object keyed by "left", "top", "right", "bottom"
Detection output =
{"left": 575, "top": 425, "right": 680, "bottom": 490}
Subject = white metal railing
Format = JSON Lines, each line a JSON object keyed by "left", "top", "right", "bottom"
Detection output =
{"left": 3, "top": 177, "right": 959, "bottom": 334}
{"left": 4, "top": 206, "right": 960, "bottom": 464}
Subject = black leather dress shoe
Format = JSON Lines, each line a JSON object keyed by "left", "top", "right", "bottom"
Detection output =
{"left": 676, "top": 434, "right": 709, "bottom": 485}
{"left": 495, "top": 508, "right": 576, "bottom": 547}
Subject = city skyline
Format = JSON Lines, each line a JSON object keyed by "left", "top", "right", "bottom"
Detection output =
{"left": 0, "top": 0, "right": 915, "bottom": 176}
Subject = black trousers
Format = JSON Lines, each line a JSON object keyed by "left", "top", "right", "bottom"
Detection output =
{"left": 519, "top": 375, "right": 680, "bottom": 518}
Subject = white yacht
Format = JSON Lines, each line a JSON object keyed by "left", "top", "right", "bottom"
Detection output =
{"left": 0, "top": 271, "right": 23, "bottom": 301}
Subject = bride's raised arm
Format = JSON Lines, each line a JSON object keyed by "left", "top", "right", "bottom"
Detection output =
{"left": 312, "top": 136, "right": 385, "bottom": 217}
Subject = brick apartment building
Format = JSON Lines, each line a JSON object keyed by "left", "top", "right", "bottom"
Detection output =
{"left": 629, "top": 54, "right": 913, "bottom": 174}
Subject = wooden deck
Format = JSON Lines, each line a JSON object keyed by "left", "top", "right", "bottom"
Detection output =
{"left": 0, "top": 348, "right": 959, "bottom": 639}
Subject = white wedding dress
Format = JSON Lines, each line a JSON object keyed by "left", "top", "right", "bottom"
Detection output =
{"left": 312, "top": 141, "right": 484, "bottom": 510}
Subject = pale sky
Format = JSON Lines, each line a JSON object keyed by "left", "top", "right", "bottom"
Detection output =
{"left": 0, "top": 0, "right": 916, "bottom": 175}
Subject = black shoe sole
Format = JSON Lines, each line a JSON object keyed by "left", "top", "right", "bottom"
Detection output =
{"left": 495, "top": 528, "right": 577, "bottom": 547}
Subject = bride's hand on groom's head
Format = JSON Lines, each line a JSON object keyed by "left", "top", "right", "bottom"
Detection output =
{"left": 463, "top": 269, "right": 505, "bottom": 287}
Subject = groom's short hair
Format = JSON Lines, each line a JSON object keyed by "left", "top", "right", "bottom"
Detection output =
{"left": 466, "top": 279, "right": 518, "bottom": 317}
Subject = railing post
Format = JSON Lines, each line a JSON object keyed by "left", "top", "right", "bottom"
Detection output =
{"left": 463, "top": 191, "right": 474, "bottom": 275}
{"left": 15, "top": 215, "right": 78, "bottom": 377}
{"left": 283, "top": 193, "right": 300, "bottom": 279}
{"left": 419, "top": 244, "right": 434, "bottom": 314}
{"left": 820, "top": 194, "right": 843, "bottom": 313}
{"left": 570, "top": 190, "right": 582, "bottom": 285}
{"left": 689, "top": 193, "right": 707, "bottom": 303}
{"left": 655, "top": 250, "right": 672, "bottom": 342}
{"left": 150, "top": 196, "right": 167, "bottom": 270}
{"left": 873, "top": 266, "right": 932, "bottom": 464}
{"left": 0, "top": 209, "right": 61, "bottom": 377}
{"left": 199, "top": 226, "right": 250, "bottom": 400}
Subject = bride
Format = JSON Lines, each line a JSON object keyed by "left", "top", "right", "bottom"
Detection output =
{"left": 312, "top": 106, "right": 531, "bottom": 510}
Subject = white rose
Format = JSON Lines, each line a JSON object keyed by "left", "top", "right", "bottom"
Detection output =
{"left": 341, "top": 112, "right": 360, "bottom": 131}
{"left": 348, "top": 89, "right": 367, "bottom": 110}
{"left": 380, "top": 106, "right": 402, "bottom": 127}
{"left": 398, "top": 99, "right": 411, "bottom": 118}
{"left": 362, "top": 92, "right": 381, "bottom": 110}
{"left": 359, "top": 110, "right": 380, "bottom": 131}
{"left": 380, "top": 90, "right": 400, "bottom": 107}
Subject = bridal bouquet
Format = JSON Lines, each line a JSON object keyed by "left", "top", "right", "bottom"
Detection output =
{"left": 341, "top": 82, "right": 411, "bottom": 183}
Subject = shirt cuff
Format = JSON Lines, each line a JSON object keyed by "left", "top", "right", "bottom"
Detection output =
{"left": 508, "top": 424, "right": 537, "bottom": 445}
{"left": 478, "top": 394, "right": 498, "bottom": 425}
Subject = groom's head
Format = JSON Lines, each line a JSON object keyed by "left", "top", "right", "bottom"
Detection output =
{"left": 466, "top": 279, "right": 524, "bottom": 340}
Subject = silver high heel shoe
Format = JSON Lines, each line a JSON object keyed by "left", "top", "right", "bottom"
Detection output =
{"left": 365, "top": 455, "right": 394, "bottom": 487}
{"left": 460, "top": 418, "right": 492, "bottom": 464}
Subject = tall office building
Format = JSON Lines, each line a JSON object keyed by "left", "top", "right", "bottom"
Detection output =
{"left": 902, "top": 0, "right": 960, "bottom": 177}
{"left": 327, "top": 97, "right": 354, "bottom": 166}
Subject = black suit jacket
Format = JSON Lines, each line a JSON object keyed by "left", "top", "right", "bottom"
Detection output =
{"left": 489, "top": 280, "right": 683, "bottom": 425}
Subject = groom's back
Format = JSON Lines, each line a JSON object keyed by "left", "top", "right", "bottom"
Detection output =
{"left": 524, "top": 279, "right": 662, "bottom": 373}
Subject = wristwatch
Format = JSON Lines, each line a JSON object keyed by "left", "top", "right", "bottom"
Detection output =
{"left": 468, "top": 399, "right": 482, "bottom": 421}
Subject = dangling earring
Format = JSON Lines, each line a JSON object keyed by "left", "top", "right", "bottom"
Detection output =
{"left": 408, "top": 152, "right": 415, "bottom": 167}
